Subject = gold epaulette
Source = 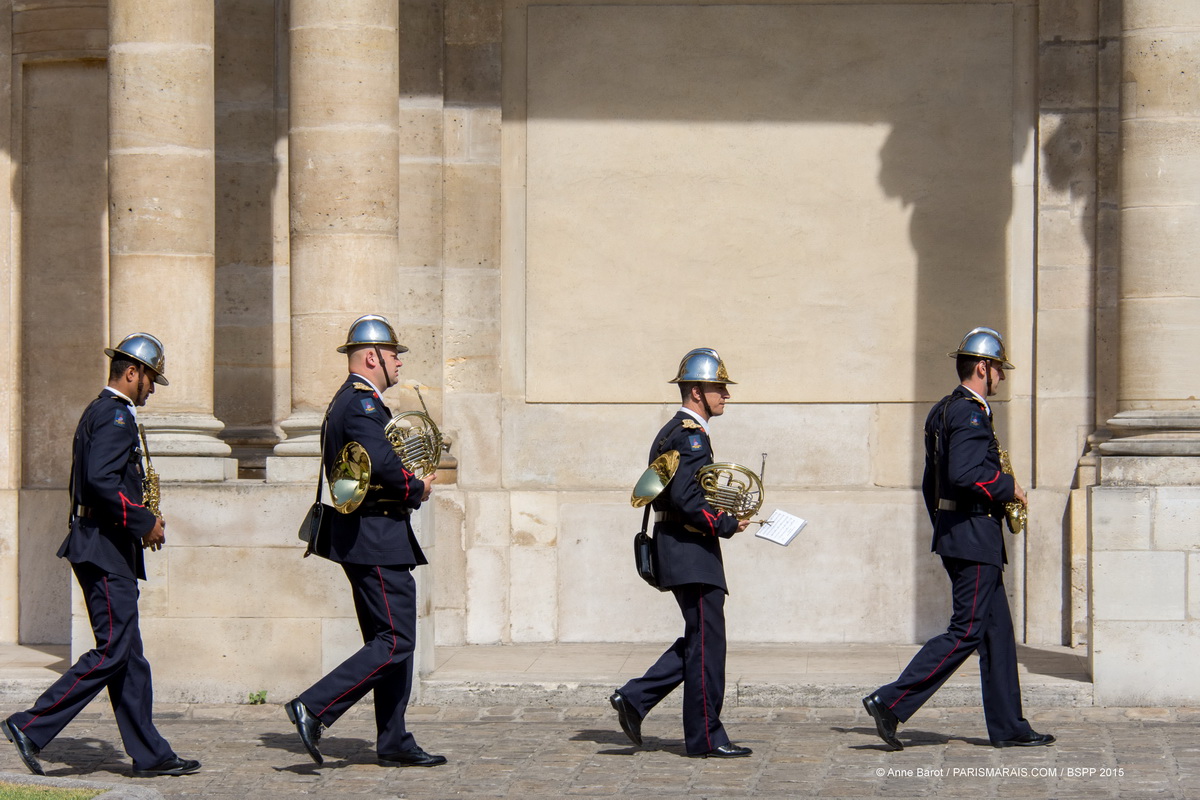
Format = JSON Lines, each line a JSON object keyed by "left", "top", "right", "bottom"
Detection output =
{"left": 681, "top": 419, "right": 703, "bottom": 430}
{"left": 352, "top": 382, "right": 374, "bottom": 392}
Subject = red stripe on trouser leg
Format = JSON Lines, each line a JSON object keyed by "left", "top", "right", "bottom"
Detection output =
{"left": 888, "top": 565, "right": 981, "bottom": 712}
{"left": 23, "top": 577, "right": 113, "bottom": 730}
{"left": 318, "top": 567, "right": 398, "bottom": 717}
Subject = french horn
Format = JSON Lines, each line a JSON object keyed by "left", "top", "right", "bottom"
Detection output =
{"left": 330, "top": 385, "right": 443, "bottom": 514}
{"left": 631, "top": 450, "right": 681, "bottom": 508}
{"left": 329, "top": 441, "right": 375, "bottom": 514}
{"left": 697, "top": 462, "right": 765, "bottom": 521}
{"left": 629, "top": 451, "right": 766, "bottom": 522}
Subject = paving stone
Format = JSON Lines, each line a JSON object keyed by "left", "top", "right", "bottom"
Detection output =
{"left": 0, "top": 704, "right": 1193, "bottom": 798}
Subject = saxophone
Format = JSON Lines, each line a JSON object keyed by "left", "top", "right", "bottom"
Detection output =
{"left": 138, "top": 424, "right": 162, "bottom": 517}
{"left": 997, "top": 444, "right": 1025, "bottom": 534}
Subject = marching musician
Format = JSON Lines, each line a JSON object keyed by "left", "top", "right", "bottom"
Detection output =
{"left": 3, "top": 334, "right": 200, "bottom": 778}
{"left": 862, "top": 327, "right": 1054, "bottom": 750}
{"left": 284, "top": 315, "right": 441, "bottom": 768}
{"left": 610, "top": 348, "right": 752, "bottom": 759}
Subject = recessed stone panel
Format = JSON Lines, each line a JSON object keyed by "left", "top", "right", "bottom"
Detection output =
{"left": 524, "top": 3, "right": 1015, "bottom": 403}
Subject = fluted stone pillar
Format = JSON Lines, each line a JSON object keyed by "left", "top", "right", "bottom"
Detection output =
{"left": 108, "top": 0, "right": 234, "bottom": 480}
{"left": 269, "top": 0, "right": 401, "bottom": 475}
{"left": 1100, "top": 2, "right": 1200, "bottom": 455}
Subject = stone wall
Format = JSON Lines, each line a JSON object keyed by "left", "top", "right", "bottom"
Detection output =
{"left": 5, "top": 0, "right": 1197, "bottom": 704}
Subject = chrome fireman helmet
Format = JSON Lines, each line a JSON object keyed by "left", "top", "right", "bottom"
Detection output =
{"left": 949, "top": 326, "right": 1015, "bottom": 370}
{"left": 668, "top": 347, "right": 736, "bottom": 385}
{"left": 104, "top": 333, "right": 169, "bottom": 385}
{"left": 336, "top": 314, "right": 408, "bottom": 354}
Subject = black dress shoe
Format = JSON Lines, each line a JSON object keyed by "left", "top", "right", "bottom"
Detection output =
{"left": 3, "top": 717, "right": 45, "bottom": 776}
{"left": 285, "top": 698, "right": 324, "bottom": 765}
{"left": 690, "top": 742, "right": 752, "bottom": 758}
{"left": 862, "top": 693, "right": 903, "bottom": 751}
{"left": 993, "top": 731, "right": 1056, "bottom": 748}
{"left": 132, "top": 755, "right": 202, "bottom": 778}
{"left": 609, "top": 691, "right": 643, "bottom": 746}
{"left": 378, "top": 747, "right": 448, "bottom": 767}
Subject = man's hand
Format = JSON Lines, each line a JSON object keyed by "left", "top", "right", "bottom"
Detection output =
{"left": 421, "top": 473, "right": 436, "bottom": 502}
{"left": 142, "top": 517, "right": 166, "bottom": 551}
{"left": 1013, "top": 482, "right": 1028, "bottom": 507}
{"left": 736, "top": 519, "right": 751, "bottom": 533}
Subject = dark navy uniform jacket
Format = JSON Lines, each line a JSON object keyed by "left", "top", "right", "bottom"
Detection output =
{"left": 57, "top": 390, "right": 157, "bottom": 580}
{"left": 921, "top": 385, "right": 1016, "bottom": 568}
{"left": 650, "top": 410, "right": 740, "bottom": 592}
{"left": 322, "top": 375, "right": 428, "bottom": 567}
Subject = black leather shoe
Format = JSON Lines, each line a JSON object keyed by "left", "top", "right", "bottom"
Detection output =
{"left": 378, "top": 747, "right": 448, "bottom": 767}
{"left": 690, "top": 742, "right": 752, "bottom": 758}
{"left": 609, "top": 691, "right": 643, "bottom": 746}
{"left": 993, "top": 731, "right": 1056, "bottom": 748}
{"left": 132, "top": 755, "right": 201, "bottom": 777}
{"left": 2, "top": 717, "right": 45, "bottom": 776}
{"left": 285, "top": 698, "right": 324, "bottom": 765}
{"left": 862, "top": 693, "right": 903, "bottom": 751}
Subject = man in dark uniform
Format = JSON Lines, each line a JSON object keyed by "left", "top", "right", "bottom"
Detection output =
{"left": 285, "top": 314, "right": 441, "bottom": 768}
{"left": 2, "top": 334, "right": 200, "bottom": 778}
{"left": 610, "top": 348, "right": 752, "bottom": 759}
{"left": 862, "top": 327, "right": 1054, "bottom": 750}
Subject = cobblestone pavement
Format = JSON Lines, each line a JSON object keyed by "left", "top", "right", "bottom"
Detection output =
{"left": 2, "top": 703, "right": 1197, "bottom": 799}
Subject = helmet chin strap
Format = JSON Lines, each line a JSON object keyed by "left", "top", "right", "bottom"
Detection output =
{"left": 699, "top": 384, "right": 714, "bottom": 419}
{"left": 373, "top": 345, "right": 394, "bottom": 389}
{"left": 984, "top": 360, "right": 994, "bottom": 399}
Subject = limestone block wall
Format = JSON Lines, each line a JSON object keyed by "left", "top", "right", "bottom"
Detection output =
{"left": 2, "top": 0, "right": 1138, "bottom": 684}
{"left": 1090, "top": 459, "right": 1200, "bottom": 705}
{"left": 1033, "top": 0, "right": 1121, "bottom": 646}
{"left": 430, "top": 0, "right": 1066, "bottom": 649}
{"left": 10, "top": 1, "right": 110, "bottom": 645}
{"left": 65, "top": 482, "right": 437, "bottom": 703}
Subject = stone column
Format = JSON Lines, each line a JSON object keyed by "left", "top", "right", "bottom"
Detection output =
{"left": 108, "top": 0, "right": 235, "bottom": 480}
{"left": 1100, "top": 2, "right": 1200, "bottom": 455}
{"left": 1089, "top": 2, "right": 1200, "bottom": 706}
{"left": 269, "top": 0, "right": 400, "bottom": 476}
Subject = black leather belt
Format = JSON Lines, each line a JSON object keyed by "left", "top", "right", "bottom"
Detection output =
{"left": 358, "top": 503, "right": 409, "bottom": 518}
{"left": 937, "top": 499, "right": 999, "bottom": 517}
{"left": 72, "top": 504, "right": 95, "bottom": 519}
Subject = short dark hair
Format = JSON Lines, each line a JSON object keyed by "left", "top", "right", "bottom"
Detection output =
{"left": 679, "top": 381, "right": 697, "bottom": 402}
{"left": 956, "top": 355, "right": 987, "bottom": 381}
{"left": 109, "top": 357, "right": 140, "bottom": 381}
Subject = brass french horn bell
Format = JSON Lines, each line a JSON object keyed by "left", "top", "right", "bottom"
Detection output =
{"left": 631, "top": 451, "right": 681, "bottom": 508}
{"left": 330, "top": 441, "right": 373, "bottom": 514}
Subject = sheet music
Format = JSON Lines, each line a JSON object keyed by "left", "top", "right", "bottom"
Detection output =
{"left": 754, "top": 509, "right": 807, "bottom": 546}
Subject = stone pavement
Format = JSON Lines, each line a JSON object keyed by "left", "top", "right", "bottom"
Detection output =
{"left": 2, "top": 641, "right": 1195, "bottom": 798}
{"left": 1, "top": 703, "right": 1198, "bottom": 799}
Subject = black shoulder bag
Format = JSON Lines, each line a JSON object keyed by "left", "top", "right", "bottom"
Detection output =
{"left": 633, "top": 505, "right": 666, "bottom": 591}
{"left": 298, "top": 406, "right": 336, "bottom": 559}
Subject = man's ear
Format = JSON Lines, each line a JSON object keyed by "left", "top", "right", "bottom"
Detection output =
{"left": 124, "top": 364, "right": 140, "bottom": 384}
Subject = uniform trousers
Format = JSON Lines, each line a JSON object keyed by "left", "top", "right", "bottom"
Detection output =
{"left": 618, "top": 583, "right": 729, "bottom": 755}
{"left": 8, "top": 562, "right": 174, "bottom": 770}
{"left": 874, "top": 556, "right": 1032, "bottom": 744}
{"left": 298, "top": 563, "right": 417, "bottom": 755}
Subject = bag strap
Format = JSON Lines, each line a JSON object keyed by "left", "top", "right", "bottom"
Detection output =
{"left": 314, "top": 382, "right": 356, "bottom": 504}
{"left": 639, "top": 504, "right": 651, "bottom": 535}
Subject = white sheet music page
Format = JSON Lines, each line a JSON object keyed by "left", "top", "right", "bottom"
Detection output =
{"left": 754, "top": 509, "right": 807, "bottom": 546}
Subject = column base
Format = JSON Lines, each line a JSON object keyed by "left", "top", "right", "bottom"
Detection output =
{"left": 1097, "top": 411, "right": 1200, "bottom": 456}
{"left": 139, "top": 413, "right": 237, "bottom": 481}
{"left": 268, "top": 412, "right": 323, "bottom": 482}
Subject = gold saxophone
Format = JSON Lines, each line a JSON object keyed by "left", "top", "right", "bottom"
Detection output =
{"left": 997, "top": 444, "right": 1025, "bottom": 534}
{"left": 138, "top": 424, "right": 162, "bottom": 517}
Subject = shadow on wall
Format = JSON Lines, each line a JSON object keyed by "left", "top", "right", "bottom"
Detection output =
{"left": 521, "top": 3, "right": 1028, "bottom": 637}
